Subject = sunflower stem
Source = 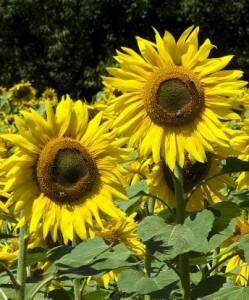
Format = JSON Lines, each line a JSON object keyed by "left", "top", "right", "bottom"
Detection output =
{"left": 173, "top": 163, "right": 191, "bottom": 300}
{"left": 16, "top": 211, "right": 29, "bottom": 300}
{"left": 144, "top": 198, "right": 155, "bottom": 300}
{"left": 73, "top": 233, "right": 81, "bottom": 300}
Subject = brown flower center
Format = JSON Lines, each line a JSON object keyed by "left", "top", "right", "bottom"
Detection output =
{"left": 144, "top": 66, "right": 205, "bottom": 126}
{"left": 164, "top": 154, "right": 210, "bottom": 193}
{"left": 36, "top": 137, "right": 97, "bottom": 203}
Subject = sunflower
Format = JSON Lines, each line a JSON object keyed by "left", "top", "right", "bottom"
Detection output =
{"left": 41, "top": 88, "right": 58, "bottom": 103}
{"left": 8, "top": 81, "right": 36, "bottom": 104}
{"left": 231, "top": 118, "right": 249, "bottom": 189}
{"left": 149, "top": 151, "right": 235, "bottom": 212}
{"left": 103, "top": 26, "right": 246, "bottom": 170}
{"left": 89, "top": 213, "right": 145, "bottom": 255}
{"left": 220, "top": 211, "right": 249, "bottom": 286}
{"left": 1, "top": 96, "right": 129, "bottom": 244}
{"left": 124, "top": 156, "right": 153, "bottom": 186}
{"left": 87, "top": 84, "right": 118, "bottom": 121}
{"left": 88, "top": 212, "right": 145, "bottom": 288}
{"left": 0, "top": 238, "right": 19, "bottom": 271}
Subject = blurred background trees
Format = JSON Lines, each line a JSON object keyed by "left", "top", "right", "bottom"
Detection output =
{"left": 0, "top": 0, "right": 248, "bottom": 100}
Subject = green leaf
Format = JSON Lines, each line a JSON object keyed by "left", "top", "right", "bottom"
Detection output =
{"left": 137, "top": 215, "right": 167, "bottom": 242}
{"left": 54, "top": 237, "right": 108, "bottom": 268}
{"left": 115, "top": 196, "right": 141, "bottom": 213}
{"left": 83, "top": 291, "right": 110, "bottom": 300}
{"left": 184, "top": 210, "right": 215, "bottom": 252}
{"left": 238, "top": 234, "right": 249, "bottom": 263}
{"left": 53, "top": 241, "right": 136, "bottom": 277}
{"left": 205, "top": 220, "right": 236, "bottom": 252}
{"left": 126, "top": 180, "right": 149, "bottom": 199}
{"left": 202, "top": 284, "right": 249, "bottom": 299}
{"left": 0, "top": 212, "right": 18, "bottom": 224}
{"left": 117, "top": 269, "right": 179, "bottom": 295}
{"left": 0, "top": 92, "right": 9, "bottom": 107}
{"left": 46, "top": 245, "right": 73, "bottom": 263}
{"left": 192, "top": 275, "right": 227, "bottom": 299}
{"left": 138, "top": 210, "right": 214, "bottom": 259}
{"left": 26, "top": 247, "right": 48, "bottom": 267}
{"left": 208, "top": 202, "right": 241, "bottom": 232}
{"left": 221, "top": 157, "right": 249, "bottom": 174}
{"left": 47, "top": 289, "right": 73, "bottom": 300}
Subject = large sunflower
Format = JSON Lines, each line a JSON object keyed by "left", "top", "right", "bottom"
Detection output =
{"left": 103, "top": 26, "right": 246, "bottom": 170}
{"left": 1, "top": 96, "right": 128, "bottom": 244}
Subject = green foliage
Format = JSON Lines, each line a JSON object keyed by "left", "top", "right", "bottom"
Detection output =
{"left": 117, "top": 268, "right": 179, "bottom": 295}
{"left": 47, "top": 237, "right": 137, "bottom": 277}
{"left": 202, "top": 283, "right": 249, "bottom": 299}
{"left": 138, "top": 210, "right": 215, "bottom": 260}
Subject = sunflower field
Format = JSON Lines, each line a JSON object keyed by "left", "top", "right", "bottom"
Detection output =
{"left": 2, "top": 21, "right": 249, "bottom": 300}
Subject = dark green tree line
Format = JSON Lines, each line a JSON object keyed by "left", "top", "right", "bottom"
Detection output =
{"left": 0, "top": 0, "right": 248, "bottom": 99}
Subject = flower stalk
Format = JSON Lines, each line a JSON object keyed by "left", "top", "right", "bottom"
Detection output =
{"left": 73, "top": 233, "right": 81, "bottom": 300}
{"left": 16, "top": 211, "right": 29, "bottom": 300}
{"left": 173, "top": 163, "right": 191, "bottom": 300}
{"left": 144, "top": 197, "right": 155, "bottom": 300}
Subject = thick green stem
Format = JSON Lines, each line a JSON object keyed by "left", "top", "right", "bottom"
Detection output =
{"left": 73, "top": 233, "right": 81, "bottom": 300}
{"left": 173, "top": 164, "right": 191, "bottom": 300}
{"left": 16, "top": 211, "right": 29, "bottom": 300}
{"left": 144, "top": 198, "right": 155, "bottom": 300}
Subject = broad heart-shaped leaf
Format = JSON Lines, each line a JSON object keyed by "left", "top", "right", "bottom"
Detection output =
{"left": 47, "top": 236, "right": 108, "bottom": 266}
{"left": 221, "top": 157, "right": 249, "bottom": 174}
{"left": 202, "top": 284, "right": 249, "bottom": 299}
{"left": 238, "top": 234, "right": 249, "bottom": 263}
{"left": 118, "top": 268, "right": 179, "bottom": 295}
{"left": 49, "top": 239, "right": 137, "bottom": 277}
{"left": 138, "top": 210, "right": 214, "bottom": 259}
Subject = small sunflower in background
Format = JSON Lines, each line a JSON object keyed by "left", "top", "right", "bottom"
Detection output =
{"left": 8, "top": 81, "right": 36, "bottom": 104}
{"left": 87, "top": 84, "right": 118, "bottom": 121}
{"left": 0, "top": 238, "right": 19, "bottom": 271}
{"left": 103, "top": 26, "right": 246, "bottom": 170}
{"left": 88, "top": 212, "right": 145, "bottom": 288}
{"left": 124, "top": 156, "right": 152, "bottom": 186}
{"left": 1, "top": 96, "right": 129, "bottom": 244}
{"left": 220, "top": 211, "right": 249, "bottom": 286}
{"left": 41, "top": 88, "right": 58, "bottom": 103}
{"left": 149, "top": 150, "right": 235, "bottom": 212}
{"left": 231, "top": 118, "right": 249, "bottom": 190}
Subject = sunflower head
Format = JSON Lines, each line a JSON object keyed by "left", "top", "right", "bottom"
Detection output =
{"left": 103, "top": 26, "right": 246, "bottom": 170}
{"left": 9, "top": 82, "right": 36, "bottom": 103}
{"left": 1, "top": 96, "right": 128, "bottom": 243}
{"left": 41, "top": 88, "right": 58, "bottom": 103}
